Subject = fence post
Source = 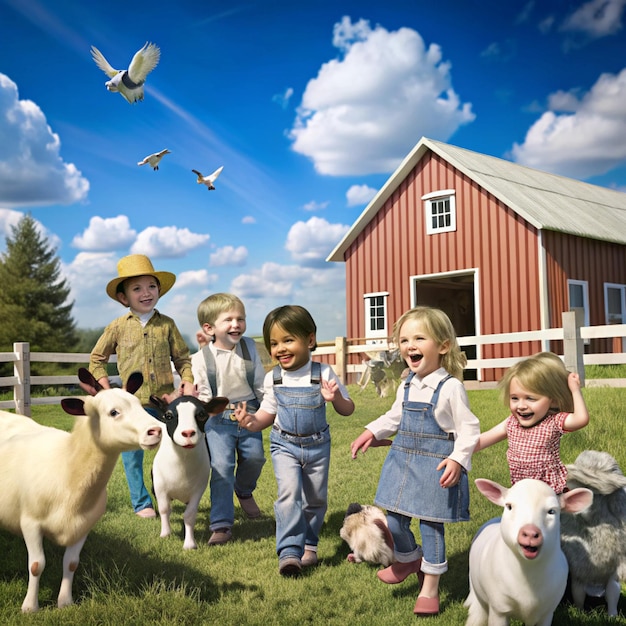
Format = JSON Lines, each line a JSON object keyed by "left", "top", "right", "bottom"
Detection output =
{"left": 562, "top": 309, "right": 585, "bottom": 387}
{"left": 13, "top": 342, "right": 31, "bottom": 417}
{"left": 335, "top": 336, "right": 347, "bottom": 384}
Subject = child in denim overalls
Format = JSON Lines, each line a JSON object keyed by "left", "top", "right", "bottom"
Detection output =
{"left": 351, "top": 307, "right": 480, "bottom": 617}
{"left": 235, "top": 305, "right": 355, "bottom": 576}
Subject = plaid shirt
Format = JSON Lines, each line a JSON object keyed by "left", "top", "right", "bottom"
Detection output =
{"left": 506, "top": 412, "right": 569, "bottom": 494}
{"left": 89, "top": 309, "right": 193, "bottom": 404}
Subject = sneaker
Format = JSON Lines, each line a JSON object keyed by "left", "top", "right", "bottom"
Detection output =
{"left": 237, "top": 494, "right": 261, "bottom": 519}
{"left": 301, "top": 549, "right": 318, "bottom": 568}
{"left": 135, "top": 507, "right": 156, "bottom": 518}
{"left": 278, "top": 556, "right": 302, "bottom": 577}
{"left": 208, "top": 528, "right": 233, "bottom": 545}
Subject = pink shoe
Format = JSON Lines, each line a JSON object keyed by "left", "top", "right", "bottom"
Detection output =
{"left": 413, "top": 595, "right": 439, "bottom": 616}
{"left": 377, "top": 558, "right": 423, "bottom": 584}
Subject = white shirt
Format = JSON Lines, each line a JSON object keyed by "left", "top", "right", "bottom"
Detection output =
{"left": 260, "top": 360, "right": 350, "bottom": 429}
{"left": 365, "top": 367, "right": 480, "bottom": 471}
{"left": 191, "top": 339, "right": 266, "bottom": 403}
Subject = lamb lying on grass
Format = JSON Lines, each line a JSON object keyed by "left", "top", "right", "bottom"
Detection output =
{"left": 148, "top": 394, "right": 228, "bottom": 549}
{"left": 560, "top": 449, "right": 626, "bottom": 617}
{"left": 0, "top": 368, "right": 162, "bottom": 612}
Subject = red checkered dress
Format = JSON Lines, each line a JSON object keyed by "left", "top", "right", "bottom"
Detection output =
{"left": 505, "top": 412, "right": 569, "bottom": 494}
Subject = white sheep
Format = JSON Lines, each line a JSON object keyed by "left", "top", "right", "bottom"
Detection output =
{"left": 560, "top": 449, "right": 626, "bottom": 617}
{"left": 0, "top": 368, "right": 163, "bottom": 613}
{"left": 148, "top": 394, "right": 228, "bottom": 549}
{"left": 465, "top": 478, "right": 593, "bottom": 626}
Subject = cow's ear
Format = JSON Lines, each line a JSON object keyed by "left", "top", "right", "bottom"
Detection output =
{"left": 125, "top": 372, "right": 144, "bottom": 395}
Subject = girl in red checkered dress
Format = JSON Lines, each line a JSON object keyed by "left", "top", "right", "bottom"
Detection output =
{"left": 475, "top": 352, "right": 589, "bottom": 494}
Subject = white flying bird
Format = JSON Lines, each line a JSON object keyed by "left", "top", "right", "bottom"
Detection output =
{"left": 91, "top": 42, "right": 160, "bottom": 104}
{"left": 137, "top": 149, "right": 171, "bottom": 170}
{"left": 192, "top": 166, "right": 224, "bottom": 190}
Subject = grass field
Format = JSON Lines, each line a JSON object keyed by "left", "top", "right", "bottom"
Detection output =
{"left": 0, "top": 383, "right": 625, "bottom": 625}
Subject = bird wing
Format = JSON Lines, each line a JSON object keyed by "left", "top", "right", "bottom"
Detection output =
{"left": 209, "top": 166, "right": 224, "bottom": 182}
{"left": 156, "top": 149, "right": 170, "bottom": 158}
{"left": 137, "top": 157, "right": 149, "bottom": 166}
{"left": 91, "top": 46, "right": 119, "bottom": 77}
{"left": 192, "top": 169, "right": 204, "bottom": 181}
{"left": 128, "top": 42, "right": 160, "bottom": 83}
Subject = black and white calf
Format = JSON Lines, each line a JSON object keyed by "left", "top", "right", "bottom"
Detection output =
{"left": 148, "top": 395, "right": 228, "bottom": 549}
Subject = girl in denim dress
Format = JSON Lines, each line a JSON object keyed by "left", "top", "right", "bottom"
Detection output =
{"left": 351, "top": 307, "right": 480, "bottom": 617}
{"left": 235, "top": 305, "right": 355, "bottom": 577}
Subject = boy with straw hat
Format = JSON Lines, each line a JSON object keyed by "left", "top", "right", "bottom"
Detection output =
{"left": 89, "top": 254, "right": 194, "bottom": 518}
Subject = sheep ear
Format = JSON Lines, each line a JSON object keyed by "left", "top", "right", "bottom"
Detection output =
{"left": 145, "top": 395, "right": 167, "bottom": 422}
{"left": 560, "top": 487, "right": 593, "bottom": 514}
{"left": 125, "top": 372, "right": 144, "bottom": 395}
{"left": 475, "top": 478, "right": 507, "bottom": 506}
{"left": 77, "top": 368, "right": 102, "bottom": 396}
{"left": 61, "top": 397, "right": 87, "bottom": 416}
{"left": 203, "top": 396, "right": 229, "bottom": 415}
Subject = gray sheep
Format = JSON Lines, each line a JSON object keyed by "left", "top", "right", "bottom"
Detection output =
{"left": 560, "top": 449, "right": 626, "bottom": 617}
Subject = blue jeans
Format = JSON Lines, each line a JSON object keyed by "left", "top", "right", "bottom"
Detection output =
{"left": 205, "top": 415, "right": 265, "bottom": 530}
{"left": 387, "top": 512, "right": 447, "bottom": 574}
{"left": 270, "top": 426, "right": 330, "bottom": 560}
{"left": 121, "top": 449, "right": 153, "bottom": 512}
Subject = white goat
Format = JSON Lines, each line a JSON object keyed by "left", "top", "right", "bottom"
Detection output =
{"left": 0, "top": 369, "right": 162, "bottom": 613}
{"left": 560, "top": 449, "right": 626, "bottom": 617}
{"left": 148, "top": 394, "right": 228, "bottom": 549}
{"left": 465, "top": 478, "right": 593, "bottom": 626}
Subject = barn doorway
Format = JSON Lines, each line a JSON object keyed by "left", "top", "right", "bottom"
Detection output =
{"left": 412, "top": 271, "right": 477, "bottom": 380}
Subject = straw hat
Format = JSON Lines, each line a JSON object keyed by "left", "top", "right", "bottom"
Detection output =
{"left": 106, "top": 254, "right": 176, "bottom": 301}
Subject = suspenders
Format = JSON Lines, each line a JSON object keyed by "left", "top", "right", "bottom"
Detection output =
{"left": 272, "top": 360, "right": 322, "bottom": 385}
{"left": 202, "top": 336, "right": 257, "bottom": 396}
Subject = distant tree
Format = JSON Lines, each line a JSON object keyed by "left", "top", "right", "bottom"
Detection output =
{"left": 0, "top": 214, "right": 77, "bottom": 354}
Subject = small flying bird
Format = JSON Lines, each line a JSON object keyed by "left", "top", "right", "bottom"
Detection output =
{"left": 192, "top": 166, "right": 224, "bottom": 190}
{"left": 91, "top": 42, "right": 160, "bottom": 104}
{"left": 137, "top": 149, "right": 171, "bottom": 170}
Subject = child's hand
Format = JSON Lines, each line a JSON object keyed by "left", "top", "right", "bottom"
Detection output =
{"left": 180, "top": 381, "right": 196, "bottom": 397}
{"left": 350, "top": 430, "right": 376, "bottom": 459}
{"left": 321, "top": 379, "right": 339, "bottom": 402}
{"left": 436, "top": 458, "right": 462, "bottom": 488}
{"left": 567, "top": 371, "right": 581, "bottom": 392}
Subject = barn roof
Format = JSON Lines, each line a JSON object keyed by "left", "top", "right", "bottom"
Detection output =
{"left": 327, "top": 136, "right": 626, "bottom": 262}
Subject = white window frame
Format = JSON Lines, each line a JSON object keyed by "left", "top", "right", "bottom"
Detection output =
{"left": 568, "top": 279, "right": 590, "bottom": 329}
{"left": 363, "top": 292, "right": 389, "bottom": 344}
{"left": 604, "top": 283, "right": 626, "bottom": 325}
{"left": 422, "top": 189, "right": 456, "bottom": 235}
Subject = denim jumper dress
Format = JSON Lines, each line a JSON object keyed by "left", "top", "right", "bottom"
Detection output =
{"left": 269, "top": 361, "right": 331, "bottom": 557}
{"left": 374, "top": 373, "right": 470, "bottom": 523}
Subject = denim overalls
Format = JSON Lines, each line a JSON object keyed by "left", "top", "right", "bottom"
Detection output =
{"left": 269, "top": 361, "right": 331, "bottom": 560}
{"left": 375, "top": 373, "right": 469, "bottom": 523}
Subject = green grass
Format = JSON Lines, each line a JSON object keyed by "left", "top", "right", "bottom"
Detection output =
{"left": 0, "top": 385, "right": 625, "bottom": 624}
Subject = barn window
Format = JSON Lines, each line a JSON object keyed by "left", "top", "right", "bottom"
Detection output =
{"left": 363, "top": 292, "right": 388, "bottom": 343}
{"left": 422, "top": 189, "right": 457, "bottom": 234}
{"left": 568, "top": 280, "right": 590, "bottom": 327}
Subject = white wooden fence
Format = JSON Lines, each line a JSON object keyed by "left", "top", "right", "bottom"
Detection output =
{"left": 1, "top": 311, "right": 625, "bottom": 416}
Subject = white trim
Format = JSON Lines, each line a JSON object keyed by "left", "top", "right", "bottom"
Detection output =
{"left": 363, "top": 291, "right": 390, "bottom": 299}
{"left": 421, "top": 189, "right": 456, "bottom": 200}
{"left": 537, "top": 230, "right": 550, "bottom": 351}
{"left": 363, "top": 293, "right": 389, "bottom": 341}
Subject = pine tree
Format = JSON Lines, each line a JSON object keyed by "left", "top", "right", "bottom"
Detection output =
{"left": 0, "top": 214, "right": 77, "bottom": 353}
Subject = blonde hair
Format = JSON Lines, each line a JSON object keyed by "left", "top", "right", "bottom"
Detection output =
{"left": 262, "top": 305, "right": 317, "bottom": 353}
{"left": 498, "top": 351, "right": 573, "bottom": 412}
{"left": 197, "top": 293, "right": 245, "bottom": 326}
{"left": 393, "top": 306, "right": 467, "bottom": 380}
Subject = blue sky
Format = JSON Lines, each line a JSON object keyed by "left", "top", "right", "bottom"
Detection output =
{"left": 2, "top": 0, "right": 626, "bottom": 344}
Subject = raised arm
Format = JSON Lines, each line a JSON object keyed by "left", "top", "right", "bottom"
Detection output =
{"left": 563, "top": 372, "right": 590, "bottom": 432}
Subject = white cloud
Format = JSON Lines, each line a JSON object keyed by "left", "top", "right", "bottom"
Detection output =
{"left": 72, "top": 215, "right": 137, "bottom": 250}
{"left": 242, "top": 216, "right": 256, "bottom": 224}
{"left": 302, "top": 200, "right": 329, "bottom": 212}
{"left": 272, "top": 87, "right": 294, "bottom": 109}
{"left": 288, "top": 17, "right": 475, "bottom": 176}
{"left": 285, "top": 216, "right": 350, "bottom": 267}
{"left": 231, "top": 262, "right": 303, "bottom": 298}
{"left": 130, "top": 226, "right": 210, "bottom": 258}
{"left": 0, "top": 208, "right": 61, "bottom": 252}
{"left": 209, "top": 245, "right": 248, "bottom": 267}
{"left": 561, "top": 0, "right": 626, "bottom": 39}
{"left": 346, "top": 184, "right": 377, "bottom": 206}
{"left": 0, "top": 74, "right": 89, "bottom": 207}
{"left": 511, "top": 68, "right": 626, "bottom": 178}
{"left": 174, "top": 269, "right": 217, "bottom": 289}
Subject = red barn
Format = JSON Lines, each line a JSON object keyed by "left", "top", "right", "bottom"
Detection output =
{"left": 327, "top": 137, "right": 626, "bottom": 382}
